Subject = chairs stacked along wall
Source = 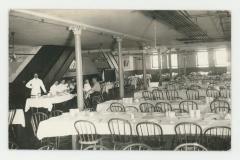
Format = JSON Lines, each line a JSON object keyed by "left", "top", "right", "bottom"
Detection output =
{"left": 109, "top": 102, "right": 125, "bottom": 112}
{"left": 136, "top": 122, "right": 164, "bottom": 149}
{"left": 108, "top": 118, "right": 132, "bottom": 150}
{"left": 179, "top": 101, "right": 198, "bottom": 113}
{"left": 74, "top": 120, "right": 101, "bottom": 150}
{"left": 139, "top": 103, "right": 155, "bottom": 113}
{"left": 203, "top": 126, "right": 231, "bottom": 150}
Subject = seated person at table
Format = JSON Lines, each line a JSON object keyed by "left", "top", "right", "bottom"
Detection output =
{"left": 57, "top": 79, "right": 69, "bottom": 93}
{"left": 90, "top": 78, "right": 101, "bottom": 96}
{"left": 67, "top": 80, "right": 75, "bottom": 93}
{"left": 83, "top": 79, "right": 92, "bottom": 98}
{"left": 25, "top": 73, "right": 47, "bottom": 97}
{"left": 49, "top": 81, "right": 59, "bottom": 95}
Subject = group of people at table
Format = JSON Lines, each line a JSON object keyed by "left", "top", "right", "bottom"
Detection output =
{"left": 10, "top": 72, "right": 231, "bottom": 150}
{"left": 25, "top": 73, "right": 101, "bottom": 99}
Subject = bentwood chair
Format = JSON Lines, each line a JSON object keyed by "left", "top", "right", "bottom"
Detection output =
{"left": 109, "top": 102, "right": 125, "bottom": 112}
{"left": 125, "top": 106, "right": 139, "bottom": 112}
{"left": 9, "top": 141, "right": 19, "bottom": 149}
{"left": 136, "top": 122, "right": 164, "bottom": 149}
{"left": 31, "top": 112, "right": 48, "bottom": 137}
{"left": 50, "top": 110, "right": 63, "bottom": 117}
{"left": 210, "top": 100, "right": 230, "bottom": 112}
{"left": 166, "top": 90, "right": 182, "bottom": 101}
{"left": 155, "top": 102, "right": 172, "bottom": 113}
{"left": 189, "top": 84, "right": 201, "bottom": 90}
{"left": 203, "top": 126, "right": 231, "bottom": 150}
{"left": 213, "top": 106, "right": 230, "bottom": 114}
{"left": 174, "top": 143, "right": 207, "bottom": 151}
{"left": 31, "top": 112, "right": 49, "bottom": 147}
{"left": 186, "top": 89, "right": 200, "bottom": 100}
{"left": 152, "top": 89, "right": 165, "bottom": 100}
{"left": 139, "top": 102, "right": 155, "bottom": 113}
{"left": 206, "top": 89, "right": 220, "bottom": 99}
{"left": 219, "top": 88, "right": 231, "bottom": 99}
{"left": 38, "top": 144, "right": 56, "bottom": 150}
{"left": 173, "top": 122, "right": 202, "bottom": 148}
{"left": 74, "top": 120, "right": 101, "bottom": 150}
{"left": 8, "top": 109, "right": 16, "bottom": 138}
{"left": 84, "top": 145, "right": 109, "bottom": 150}
{"left": 108, "top": 118, "right": 133, "bottom": 150}
{"left": 179, "top": 101, "right": 198, "bottom": 113}
{"left": 49, "top": 110, "right": 63, "bottom": 149}
{"left": 123, "top": 143, "right": 152, "bottom": 150}
{"left": 142, "top": 91, "right": 153, "bottom": 100}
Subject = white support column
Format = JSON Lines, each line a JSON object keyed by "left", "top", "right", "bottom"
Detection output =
{"left": 69, "top": 26, "right": 84, "bottom": 111}
{"left": 168, "top": 52, "right": 172, "bottom": 79}
{"left": 142, "top": 46, "right": 148, "bottom": 90}
{"left": 115, "top": 36, "right": 124, "bottom": 98}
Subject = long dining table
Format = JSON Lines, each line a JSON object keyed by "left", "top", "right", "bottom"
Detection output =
{"left": 96, "top": 99, "right": 210, "bottom": 113}
{"left": 36, "top": 110, "right": 230, "bottom": 149}
{"left": 25, "top": 93, "right": 76, "bottom": 112}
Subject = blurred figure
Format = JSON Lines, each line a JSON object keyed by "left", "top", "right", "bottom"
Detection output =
{"left": 49, "top": 81, "right": 59, "bottom": 95}
{"left": 90, "top": 78, "right": 101, "bottom": 96}
{"left": 83, "top": 79, "right": 91, "bottom": 99}
{"left": 25, "top": 73, "right": 47, "bottom": 97}
{"left": 57, "top": 79, "right": 68, "bottom": 93}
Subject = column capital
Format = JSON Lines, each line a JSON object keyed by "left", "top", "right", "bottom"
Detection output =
{"left": 113, "top": 36, "right": 122, "bottom": 42}
{"left": 69, "top": 26, "right": 82, "bottom": 35}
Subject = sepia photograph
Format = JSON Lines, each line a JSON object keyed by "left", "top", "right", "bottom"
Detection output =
{"left": 8, "top": 9, "right": 231, "bottom": 151}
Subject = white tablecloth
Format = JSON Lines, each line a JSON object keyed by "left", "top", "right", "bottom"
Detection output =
{"left": 25, "top": 94, "right": 76, "bottom": 112}
{"left": 96, "top": 99, "right": 209, "bottom": 113}
{"left": 9, "top": 109, "right": 26, "bottom": 127}
{"left": 37, "top": 111, "right": 230, "bottom": 140}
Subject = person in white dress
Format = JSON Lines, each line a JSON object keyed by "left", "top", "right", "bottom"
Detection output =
{"left": 25, "top": 73, "right": 47, "bottom": 96}
{"left": 57, "top": 79, "right": 69, "bottom": 93}
{"left": 49, "top": 81, "right": 60, "bottom": 95}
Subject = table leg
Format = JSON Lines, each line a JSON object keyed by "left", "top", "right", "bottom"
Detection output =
{"left": 72, "top": 135, "right": 78, "bottom": 150}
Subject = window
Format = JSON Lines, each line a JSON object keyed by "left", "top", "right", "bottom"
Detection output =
{"left": 151, "top": 54, "right": 159, "bottom": 69}
{"left": 69, "top": 60, "right": 76, "bottom": 70}
{"left": 196, "top": 51, "right": 209, "bottom": 67}
{"left": 171, "top": 54, "right": 178, "bottom": 68}
{"left": 214, "top": 48, "right": 228, "bottom": 67}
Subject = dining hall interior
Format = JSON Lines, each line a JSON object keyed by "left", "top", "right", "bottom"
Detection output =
{"left": 8, "top": 9, "right": 231, "bottom": 151}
